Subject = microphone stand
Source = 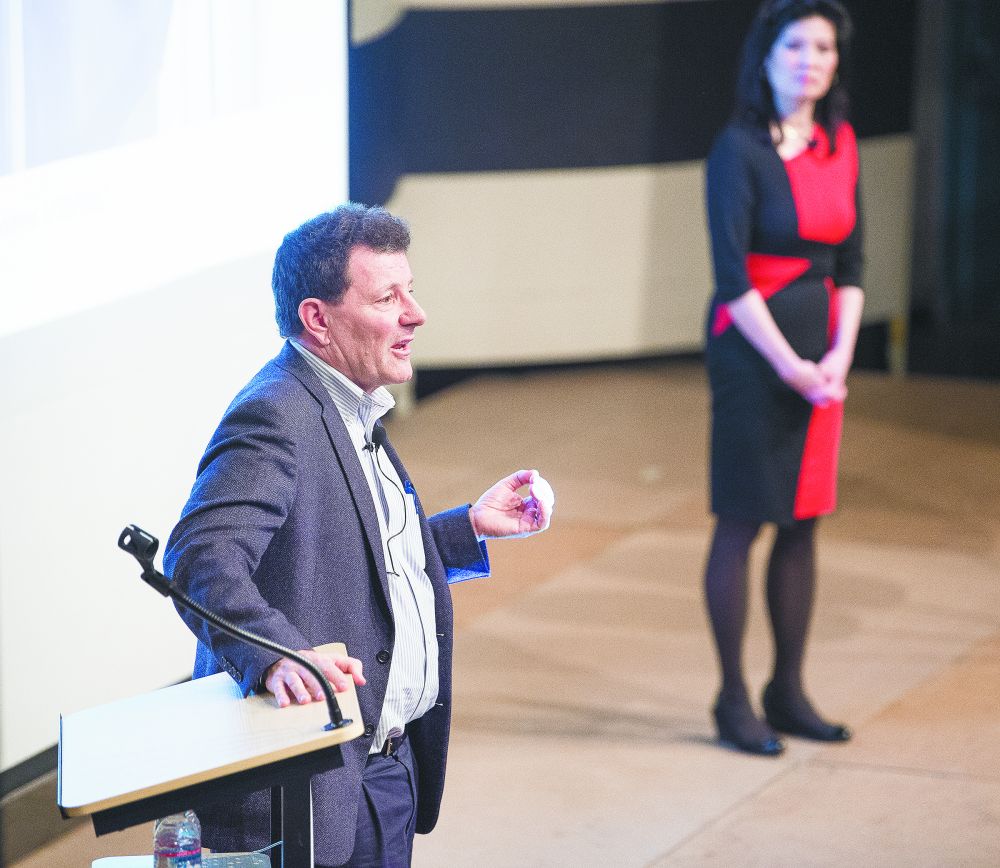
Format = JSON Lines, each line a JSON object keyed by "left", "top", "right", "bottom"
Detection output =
{"left": 118, "top": 524, "right": 351, "bottom": 732}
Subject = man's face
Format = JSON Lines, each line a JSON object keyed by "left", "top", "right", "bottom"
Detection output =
{"left": 319, "top": 246, "right": 426, "bottom": 393}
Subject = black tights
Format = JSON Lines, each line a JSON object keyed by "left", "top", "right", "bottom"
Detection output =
{"left": 704, "top": 515, "right": 817, "bottom": 713}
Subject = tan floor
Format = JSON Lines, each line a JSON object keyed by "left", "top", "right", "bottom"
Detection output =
{"left": 15, "top": 362, "right": 1000, "bottom": 867}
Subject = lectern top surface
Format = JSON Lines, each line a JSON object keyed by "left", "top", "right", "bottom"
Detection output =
{"left": 59, "top": 643, "right": 364, "bottom": 816}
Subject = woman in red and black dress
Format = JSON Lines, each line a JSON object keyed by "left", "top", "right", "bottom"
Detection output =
{"left": 704, "top": 0, "right": 863, "bottom": 756}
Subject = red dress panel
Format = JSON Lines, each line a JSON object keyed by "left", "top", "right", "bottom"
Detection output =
{"left": 704, "top": 122, "right": 863, "bottom": 524}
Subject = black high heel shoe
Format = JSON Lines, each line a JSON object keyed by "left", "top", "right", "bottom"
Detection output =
{"left": 712, "top": 696, "right": 785, "bottom": 757}
{"left": 762, "top": 682, "right": 852, "bottom": 742}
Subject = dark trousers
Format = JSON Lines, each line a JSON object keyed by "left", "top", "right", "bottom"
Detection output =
{"left": 321, "top": 738, "right": 418, "bottom": 868}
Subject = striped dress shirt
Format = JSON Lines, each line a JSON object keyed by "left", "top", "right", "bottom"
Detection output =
{"left": 290, "top": 340, "right": 439, "bottom": 753}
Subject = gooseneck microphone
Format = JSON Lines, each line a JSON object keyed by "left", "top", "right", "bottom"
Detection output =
{"left": 117, "top": 525, "right": 352, "bottom": 732}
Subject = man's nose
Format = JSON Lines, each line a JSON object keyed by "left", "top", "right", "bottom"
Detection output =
{"left": 402, "top": 295, "right": 426, "bottom": 326}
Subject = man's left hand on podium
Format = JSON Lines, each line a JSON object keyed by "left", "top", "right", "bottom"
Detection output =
{"left": 263, "top": 649, "right": 366, "bottom": 708}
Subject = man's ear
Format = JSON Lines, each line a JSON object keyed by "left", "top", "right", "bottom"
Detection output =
{"left": 298, "top": 298, "right": 330, "bottom": 344}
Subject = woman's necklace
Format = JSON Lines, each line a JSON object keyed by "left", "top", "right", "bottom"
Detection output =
{"left": 780, "top": 121, "right": 815, "bottom": 145}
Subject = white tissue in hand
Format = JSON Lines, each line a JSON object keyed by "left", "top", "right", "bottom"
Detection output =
{"left": 530, "top": 474, "right": 555, "bottom": 510}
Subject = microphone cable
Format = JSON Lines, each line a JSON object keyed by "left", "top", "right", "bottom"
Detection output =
{"left": 364, "top": 427, "right": 408, "bottom": 578}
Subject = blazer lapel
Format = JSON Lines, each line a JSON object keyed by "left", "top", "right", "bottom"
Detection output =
{"left": 275, "top": 343, "right": 393, "bottom": 610}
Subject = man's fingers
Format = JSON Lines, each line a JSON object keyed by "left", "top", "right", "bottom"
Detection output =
{"left": 314, "top": 654, "right": 366, "bottom": 691}
{"left": 270, "top": 678, "right": 291, "bottom": 708}
{"left": 268, "top": 652, "right": 367, "bottom": 705}
{"left": 315, "top": 657, "right": 347, "bottom": 692}
{"left": 325, "top": 670, "right": 350, "bottom": 694}
{"left": 335, "top": 656, "right": 367, "bottom": 687}
{"left": 287, "top": 671, "right": 315, "bottom": 704}
{"left": 273, "top": 661, "right": 318, "bottom": 704}
{"left": 508, "top": 469, "right": 534, "bottom": 490}
{"left": 267, "top": 653, "right": 360, "bottom": 705}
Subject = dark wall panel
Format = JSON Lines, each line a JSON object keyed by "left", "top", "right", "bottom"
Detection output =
{"left": 350, "top": 1, "right": 915, "bottom": 205}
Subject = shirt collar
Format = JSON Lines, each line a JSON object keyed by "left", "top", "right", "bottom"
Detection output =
{"left": 289, "top": 338, "right": 395, "bottom": 437}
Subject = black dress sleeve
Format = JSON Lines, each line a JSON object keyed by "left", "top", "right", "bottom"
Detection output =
{"left": 706, "top": 125, "right": 756, "bottom": 302}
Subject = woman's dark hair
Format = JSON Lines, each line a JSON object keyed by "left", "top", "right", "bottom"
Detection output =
{"left": 271, "top": 203, "right": 410, "bottom": 337}
{"left": 734, "top": 0, "right": 853, "bottom": 152}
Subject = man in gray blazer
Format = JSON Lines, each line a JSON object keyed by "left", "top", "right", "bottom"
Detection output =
{"left": 163, "top": 203, "right": 554, "bottom": 867}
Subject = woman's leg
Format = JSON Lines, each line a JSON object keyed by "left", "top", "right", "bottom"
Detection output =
{"left": 704, "top": 516, "right": 782, "bottom": 753}
{"left": 763, "top": 517, "right": 850, "bottom": 740}
{"left": 765, "top": 517, "right": 817, "bottom": 697}
{"left": 705, "top": 516, "right": 760, "bottom": 701}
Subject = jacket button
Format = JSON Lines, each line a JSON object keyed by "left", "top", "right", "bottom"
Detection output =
{"left": 376, "top": 650, "right": 391, "bottom": 664}
{"left": 364, "top": 724, "right": 375, "bottom": 736}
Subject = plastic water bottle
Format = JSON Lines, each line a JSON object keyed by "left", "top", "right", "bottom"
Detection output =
{"left": 153, "top": 809, "right": 202, "bottom": 867}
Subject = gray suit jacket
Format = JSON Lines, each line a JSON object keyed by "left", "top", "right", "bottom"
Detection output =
{"left": 163, "top": 341, "right": 489, "bottom": 865}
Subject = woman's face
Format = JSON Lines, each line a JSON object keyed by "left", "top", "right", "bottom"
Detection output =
{"left": 765, "top": 15, "right": 839, "bottom": 112}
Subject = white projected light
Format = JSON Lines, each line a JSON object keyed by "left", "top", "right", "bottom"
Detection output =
{"left": 0, "top": 1, "right": 348, "bottom": 338}
{"left": 0, "top": 1, "right": 349, "bottom": 774}
{"left": 1, "top": 110, "right": 342, "bottom": 338}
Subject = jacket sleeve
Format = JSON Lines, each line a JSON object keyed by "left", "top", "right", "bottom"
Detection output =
{"left": 163, "top": 389, "right": 311, "bottom": 695}
{"left": 429, "top": 505, "right": 490, "bottom": 584}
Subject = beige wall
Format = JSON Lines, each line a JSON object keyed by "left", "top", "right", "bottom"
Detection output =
{"left": 392, "top": 134, "right": 913, "bottom": 368}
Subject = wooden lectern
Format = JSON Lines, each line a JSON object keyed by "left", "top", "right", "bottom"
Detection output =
{"left": 58, "top": 643, "right": 364, "bottom": 868}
